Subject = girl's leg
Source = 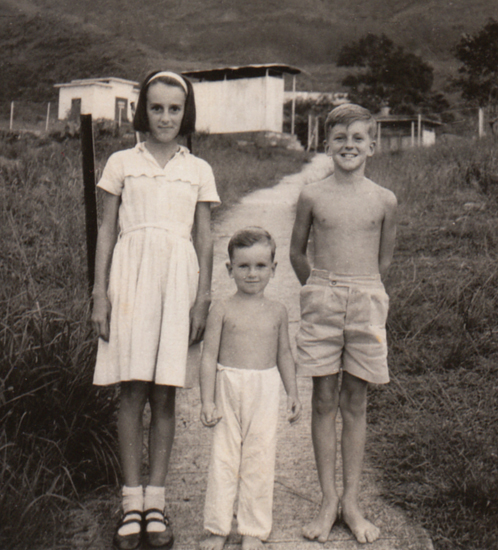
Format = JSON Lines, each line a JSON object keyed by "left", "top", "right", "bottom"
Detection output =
{"left": 143, "top": 384, "right": 176, "bottom": 548}
{"left": 116, "top": 381, "right": 148, "bottom": 543}
{"left": 118, "top": 381, "right": 149, "bottom": 486}
{"left": 148, "top": 384, "right": 176, "bottom": 486}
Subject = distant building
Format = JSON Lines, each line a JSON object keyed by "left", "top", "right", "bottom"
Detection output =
{"left": 54, "top": 77, "right": 139, "bottom": 123}
{"left": 182, "top": 64, "right": 301, "bottom": 134}
{"left": 376, "top": 109, "right": 442, "bottom": 151}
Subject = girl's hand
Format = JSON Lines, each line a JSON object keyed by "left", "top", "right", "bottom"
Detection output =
{"left": 287, "top": 394, "right": 302, "bottom": 424}
{"left": 91, "top": 293, "right": 112, "bottom": 342}
{"left": 189, "top": 296, "right": 211, "bottom": 346}
{"left": 200, "top": 402, "right": 222, "bottom": 427}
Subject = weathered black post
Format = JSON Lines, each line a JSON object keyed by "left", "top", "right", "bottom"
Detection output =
{"left": 80, "top": 114, "right": 98, "bottom": 293}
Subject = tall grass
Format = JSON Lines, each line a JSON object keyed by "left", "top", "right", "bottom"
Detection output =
{"left": 0, "top": 130, "right": 305, "bottom": 549}
{"left": 365, "top": 139, "right": 498, "bottom": 550}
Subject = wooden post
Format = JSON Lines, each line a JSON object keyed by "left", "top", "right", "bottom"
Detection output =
{"left": 411, "top": 121, "right": 415, "bottom": 147}
{"left": 80, "top": 114, "right": 98, "bottom": 293}
{"left": 478, "top": 107, "right": 485, "bottom": 138}
{"left": 45, "top": 103, "right": 51, "bottom": 132}
{"left": 417, "top": 114, "right": 422, "bottom": 147}
{"left": 291, "top": 75, "right": 296, "bottom": 135}
{"left": 9, "top": 101, "right": 14, "bottom": 130}
{"left": 377, "top": 122, "right": 382, "bottom": 153}
{"left": 314, "top": 116, "right": 319, "bottom": 150}
{"left": 307, "top": 113, "right": 312, "bottom": 151}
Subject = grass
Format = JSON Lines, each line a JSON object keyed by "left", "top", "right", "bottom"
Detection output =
{"left": 2, "top": 128, "right": 498, "bottom": 550}
{"left": 0, "top": 128, "right": 305, "bottom": 549}
{"left": 365, "top": 139, "right": 498, "bottom": 550}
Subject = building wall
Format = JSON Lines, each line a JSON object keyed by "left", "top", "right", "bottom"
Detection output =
{"left": 192, "top": 75, "right": 284, "bottom": 133}
{"left": 57, "top": 81, "right": 138, "bottom": 121}
{"left": 422, "top": 127, "right": 436, "bottom": 146}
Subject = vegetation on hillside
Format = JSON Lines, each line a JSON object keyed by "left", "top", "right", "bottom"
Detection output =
{"left": 337, "top": 33, "right": 449, "bottom": 117}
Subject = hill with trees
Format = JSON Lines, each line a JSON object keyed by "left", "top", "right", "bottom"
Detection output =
{"left": 1, "top": 0, "right": 498, "bottom": 110}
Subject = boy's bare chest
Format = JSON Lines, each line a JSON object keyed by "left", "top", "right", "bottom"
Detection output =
{"left": 313, "top": 192, "right": 384, "bottom": 231}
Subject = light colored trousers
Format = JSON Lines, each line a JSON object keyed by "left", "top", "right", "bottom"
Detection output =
{"left": 204, "top": 364, "right": 281, "bottom": 540}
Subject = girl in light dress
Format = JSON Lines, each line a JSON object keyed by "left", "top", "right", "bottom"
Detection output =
{"left": 91, "top": 70, "right": 220, "bottom": 550}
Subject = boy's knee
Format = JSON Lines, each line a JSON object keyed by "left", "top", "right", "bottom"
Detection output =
{"left": 312, "top": 376, "right": 339, "bottom": 416}
{"left": 340, "top": 379, "right": 367, "bottom": 418}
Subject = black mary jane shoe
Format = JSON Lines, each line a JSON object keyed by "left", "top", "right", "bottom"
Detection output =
{"left": 144, "top": 508, "right": 174, "bottom": 549}
{"left": 113, "top": 510, "right": 143, "bottom": 550}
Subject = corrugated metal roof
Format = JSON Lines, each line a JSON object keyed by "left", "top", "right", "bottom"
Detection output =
{"left": 54, "top": 77, "right": 139, "bottom": 89}
{"left": 182, "top": 63, "right": 302, "bottom": 81}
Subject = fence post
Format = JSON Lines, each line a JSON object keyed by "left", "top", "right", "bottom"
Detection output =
{"left": 9, "top": 101, "right": 14, "bottom": 131}
{"left": 478, "top": 107, "right": 485, "bottom": 138}
{"left": 80, "top": 114, "right": 98, "bottom": 293}
{"left": 291, "top": 74, "right": 296, "bottom": 135}
{"left": 45, "top": 103, "right": 51, "bottom": 132}
{"left": 417, "top": 114, "right": 422, "bottom": 147}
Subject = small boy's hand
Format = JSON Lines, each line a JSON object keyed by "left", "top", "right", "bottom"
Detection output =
{"left": 200, "top": 403, "right": 222, "bottom": 428}
{"left": 287, "top": 395, "right": 302, "bottom": 423}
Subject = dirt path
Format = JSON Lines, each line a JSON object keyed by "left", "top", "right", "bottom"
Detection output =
{"left": 71, "top": 155, "right": 434, "bottom": 550}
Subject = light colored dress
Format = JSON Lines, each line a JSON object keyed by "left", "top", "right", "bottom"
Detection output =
{"left": 93, "top": 143, "right": 220, "bottom": 387}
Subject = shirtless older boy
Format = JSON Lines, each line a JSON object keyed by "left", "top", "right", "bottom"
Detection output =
{"left": 200, "top": 227, "right": 302, "bottom": 550}
{"left": 290, "top": 104, "right": 397, "bottom": 544}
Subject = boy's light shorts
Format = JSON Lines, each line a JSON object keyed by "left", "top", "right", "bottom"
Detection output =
{"left": 296, "top": 269, "right": 389, "bottom": 384}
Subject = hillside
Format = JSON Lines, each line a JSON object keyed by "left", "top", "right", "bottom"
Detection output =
{"left": 1, "top": 0, "right": 498, "bottom": 107}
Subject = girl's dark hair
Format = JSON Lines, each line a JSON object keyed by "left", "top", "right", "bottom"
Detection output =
{"left": 133, "top": 71, "right": 196, "bottom": 136}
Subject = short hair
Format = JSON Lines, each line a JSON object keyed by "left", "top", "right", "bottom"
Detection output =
{"left": 324, "top": 103, "right": 377, "bottom": 139}
{"left": 228, "top": 227, "right": 276, "bottom": 262}
{"left": 133, "top": 70, "right": 196, "bottom": 136}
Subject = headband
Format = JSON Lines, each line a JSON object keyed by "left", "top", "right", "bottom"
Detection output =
{"left": 147, "top": 71, "right": 188, "bottom": 94}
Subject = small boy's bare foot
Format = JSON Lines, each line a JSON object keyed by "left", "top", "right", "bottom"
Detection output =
{"left": 241, "top": 535, "right": 264, "bottom": 550}
{"left": 200, "top": 534, "right": 227, "bottom": 550}
{"left": 302, "top": 495, "right": 339, "bottom": 543}
{"left": 342, "top": 500, "right": 380, "bottom": 543}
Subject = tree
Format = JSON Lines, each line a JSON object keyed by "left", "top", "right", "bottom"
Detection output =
{"left": 454, "top": 18, "right": 498, "bottom": 112}
{"left": 337, "top": 33, "right": 445, "bottom": 115}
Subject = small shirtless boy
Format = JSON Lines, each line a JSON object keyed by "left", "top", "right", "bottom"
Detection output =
{"left": 200, "top": 227, "right": 302, "bottom": 550}
{"left": 290, "top": 104, "right": 397, "bottom": 544}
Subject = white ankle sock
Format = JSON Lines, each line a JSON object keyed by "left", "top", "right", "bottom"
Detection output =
{"left": 118, "top": 485, "right": 143, "bottom": 537}
{"left": 144, "top": 485, "right": 166, "bottom": 533}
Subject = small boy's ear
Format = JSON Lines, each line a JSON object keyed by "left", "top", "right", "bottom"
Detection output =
{"left": 271, "top": 261, "right": 277, "bottom": 277}
{"left": 226, "top": 261, "right": 233, "bottom": 278}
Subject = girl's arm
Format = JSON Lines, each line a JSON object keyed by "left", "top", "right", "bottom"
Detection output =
{"left": 189, "top": 201, "right": 214, "bottom": 345}
{"left": 91, "top": 190, "right": 120, "bottom": 341}
{"left": 200, "top": 301, "right": 223, "bottom": 427}
{"left": 276, "top": 304, "right": 302, "bottom": 423}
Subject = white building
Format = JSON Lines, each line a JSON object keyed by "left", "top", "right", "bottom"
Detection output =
{"left": 182, "top": 64, "right": 301, "bottom": 134}
{"left": 54, "top": 77, "right": 139, "bottom": 123}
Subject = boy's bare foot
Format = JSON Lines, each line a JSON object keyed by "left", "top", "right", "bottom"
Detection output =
{"left": 342, "top": 500, "right": 380, "bottom": 543}
{"left": 302, "top": 495, "right": 339, "bottom": 543}
{"left": 200, "top": 534, "right": 227, "bottom": 550}
{"left": 241, "top": 535, "right": 265, "bottom": 550}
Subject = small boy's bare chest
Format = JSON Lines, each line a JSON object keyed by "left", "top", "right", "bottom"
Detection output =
{"left": 223, "top": 305, "right": 279, "bottom": 341}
